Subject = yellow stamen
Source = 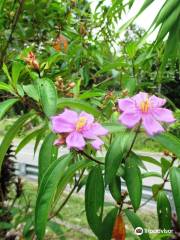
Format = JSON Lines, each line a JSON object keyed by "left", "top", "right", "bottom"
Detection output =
{"left": 76, "top": 117, "right": 87, "bottom": 131}
{"left": 140, "top": 100, "right": 150, "bottom": 113}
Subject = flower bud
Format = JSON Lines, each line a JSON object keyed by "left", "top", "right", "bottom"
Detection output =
{"left": 68, "top": 82, "right": 76, "bottom": 88}
{"left": 24, "top": 51, "right": 40, "bottom": 71}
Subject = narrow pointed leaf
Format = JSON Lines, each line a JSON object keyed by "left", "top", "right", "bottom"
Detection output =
{"left": 125, "top": 155, "right": 142, "bottom": 211}
{"left": 105, "top": 132, "right": 134, "bottom": 185}
{"left": 0, "top": 98, "right": 18, "bottom": 120}
{"left": 85, "top": 166, "right": 104, "bottom": 238}
{"left": 125, "top": 209, "right": 150, "bottom": 240}
{"left": 38, "top": 133, "right": 58, "bottom": 183}
{"left": 0, "top": 112, "right": 35, "bottom": 171}
{"left": 153, "top": 133, "right": 180, "bottom": 159}
{"left": 35, "top": 153, "right": 72, "bottom": 240}
{"left": 102, "top": 208, "right": 118, "bottom": 240}
{"left": 170, "top": 167, "right": 180, "bottom": 225}
{"left": 39, "top": 78, "right": 57, "bottom": 117}
{"left": 157, "top": 191, "right": 172, "bottom": 230}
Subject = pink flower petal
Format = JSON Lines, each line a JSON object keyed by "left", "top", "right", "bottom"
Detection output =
{"left": 58, "top": 108, "right": 78, "bottom": 124}
{"left": 142, "top": 114, "right": 164, "bottom": 136}
{"left": 91, "top": 123, "right": 108, "bottom": 136}
{"left": 51, "top": 116, "right": 75, "bottom": 133}
{"left": 66, "top": 131, "right": 86, "bottom": 150}
{"left": 118, "top": 98, "right": 135, "bottom": 112}
{"left": 51, "top": 109, "right": 78, "bottom": 133}
{"left": 119, "top": 112, "right": 141, "bottom": 128}
{"left": 79, "top": 111, "right": 94, "bottom": 124}
{"left": 91, "top": 138, "right": 104, "bottom": 150}
{"left": 152, "top": 108, "right": 175, "bottom": 123}
{"left": 133, "top": 92, "right": 148, "bottom": 105}
{"left": 83, "top": 123, "right": 108, "bottom": 139}
{"left": 149, "top": 95, "right": 166, "bottom": 107}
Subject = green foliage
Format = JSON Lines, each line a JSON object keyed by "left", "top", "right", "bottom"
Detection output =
{"left": 157, "top": 191, "right": 172, "bottom": 230}
{"left": 105, "top": 132, "right": 134, "bottom": 185}
{"left": 125, "top": 154, "right": 142, "bottom": 211}
{"left": 39, "top": 78, "right": 57, "bottom": 117}
{"left": 170, "top": 167, "right": 180, "bottom": 225}
{"left": 35, "top": 153, "right": 72, "bottom": 240}
{"left": 0, "top": 112, "right": 34, "bottom": 171}
{"left": 38, "top": 132, "right": 58, "bottom": 183}
{"left": 85, "top": 166, "right": 104, "bottom": 238}
{"left": 0, "top": 0, "right": 180, "bottom": 239}
{"left": 0, "top": 98, "right": 18, "bottom": 120}
{"left": 125, "top": 209, "right": 150, "bottom": 240}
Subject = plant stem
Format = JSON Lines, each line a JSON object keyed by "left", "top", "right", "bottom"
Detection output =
{"left": 139, "top": 155, "right": 177, "bottom": 209}
{"left": 79, "top": 150, "right": 104, "bottom": 165}
{"left": 0, "top": 0, "right": 25, "bottom": 66}
{"left": 124, "top": 123, "right": 141, "bottom": 161}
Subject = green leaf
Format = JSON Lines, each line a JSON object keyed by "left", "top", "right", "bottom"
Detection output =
{"left": 85, "top": 166, "right": 104, "bottom": 238}
{"left": 170, "top": 167, "right": 180, "bottom": 225}
{"left": 0, "top": 0, "right": 6, "bottom": 12}
{"left": 39, "top": 78, "right": 57, "bottom": 117}
{"left": 155, "top": 5, "right": 180, "bottom": 44}
{"left": 109, "top": 176, "right": 121, "bottom": 203}
{"left": 105, "top": 132, "right": 134, "bottom": 185}
{"left": 23, "top": 84, "right": 39, "bottom": 101}
{"left": 17, "top": 84, "right": 24, "bottom": 97}
{"left": 38, "top": 133, "right": 58, "bottom": 183}
{"left": 16, "top": 127, "right": 44, "bottom": 153}
{"left": 162, "top": 18, "right": 180, "bottom": 63}
{"left": 79, "top": 90, "right": 104, "bottom": 99}
{"left": 153, "top": 0, "right": 179, "bottom": 28}
{"left": 152, "top": 184, "right": 162, "bottom": 200}
{"left": 102, "top": 123, "right": 125, "bottom": 133}
{"left": 0, "top": 98, "right": 18, "bottom": 120}
{"left": 131, "top": 152, "right": 147, "bottom": 170}
{"left": 0, "top": 112, "right": 35, "bottom": 171}
{"left": 101, "top": 208, "right": 118, "bottom": 240}
{"left": 12, "top": 61, "right": 24, "bottom": 86}
{"left": 35, "top": 153, "right": 72, "bottom": 240}
{"left": 125, "top": 209, "right": 150, "bottom": 240}
{"left": 125, "top": 155, "right": 142, "bottom": 211}
{"left": 0, "top": 82, "right": 14, "bottom": 93}
{"left": 161, "top": 158, "right": 171, "bottom": 177}
{"left": 153, "top": 133, "right": 180, "bottom": 159}
{"left": 157, "top": 191, "right": 172, "bottom": 230}
{"left": 58, "top": 98, "right": 100, "bottom": 117}
{"left": 2, "top": 63, "right": 12, "bottom": 83}
{"left": 47, "top": 221, "right": 65, "bottom": 239}
{"left": 142, "top": 172, "right": 161, "bottom": 179}
{"left": 140, "top": 155, "right": 161, "bottom": 167}
{"left": 0, "top": 222, "right": 13, "bottom": 230}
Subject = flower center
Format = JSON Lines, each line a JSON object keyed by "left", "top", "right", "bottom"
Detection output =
{"left": 76, "top": 117, "right": 87, "bottom": 131}
{"left": 140, "top": 99, "right": 150, "bottom": 113}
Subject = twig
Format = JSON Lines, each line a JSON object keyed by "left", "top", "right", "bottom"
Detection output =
{"left": 0, "top": 0, "right": 25, "bottom": 66}
{"left": 124, "top": 123, "right": 141, "bottom": 161}
{"left": 139, "top": 155, "right": 177, "bottom": 209}
{"left": 79, "top": 150, "right": 104, "bottom": 165}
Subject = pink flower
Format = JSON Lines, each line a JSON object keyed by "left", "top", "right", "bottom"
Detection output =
{"left": 118, "top": 92, "right": 175, "bottom": 136}
{"left": 51, "top": 109, "right": 108, "bottom": 150}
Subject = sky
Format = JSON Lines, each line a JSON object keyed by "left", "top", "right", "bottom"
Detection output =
{"left": 90, "top": 0, "right": 165, "bottom": 41}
